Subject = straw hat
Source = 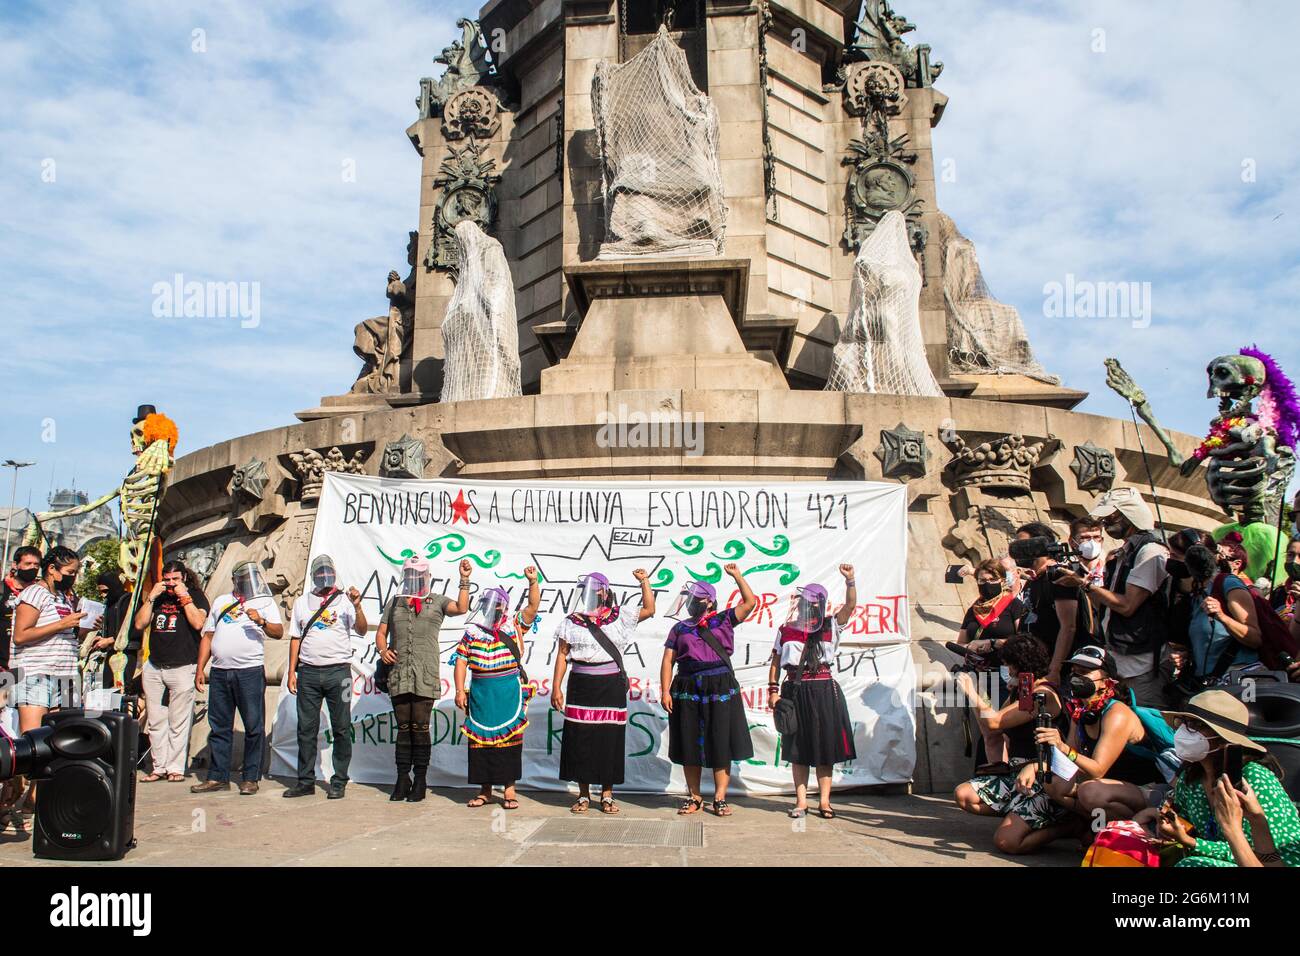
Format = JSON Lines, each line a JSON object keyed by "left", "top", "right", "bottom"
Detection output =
{"left": 1163, "top": 690, "right": 1266, "bottom": 753}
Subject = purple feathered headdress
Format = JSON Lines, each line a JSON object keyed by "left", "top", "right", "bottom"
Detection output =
{"left": 1241, "top": 345, "right": 1300, "bottom": 450}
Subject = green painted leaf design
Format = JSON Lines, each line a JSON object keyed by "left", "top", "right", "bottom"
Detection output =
{"left": 743, "top": 562, "right": 800, "bottom": 585}
{"left": 746, "top": 534, "right": 790, "bottom": 557}
{"left": 687, "top": 563, "right": 723, "bottom": 584}
{"left": 377, "top": 546, "right": 416, "bottom": 567}
{"left": 425, "top": 533, "right": 466, "bottom": 558}
{"left": 460, "top": 550, "right": 501, "bottom": 569}
{"left": 711, "top": 539, "right": 746, "bottom": 560}
{"left": 495, "top": 570, "right": 545, "bottom": 582}
{"left": 671, "top": 535, "right": 705, "bottom": 555}
{"left": 652, "top": 568, "right": 675, "bottom": 588}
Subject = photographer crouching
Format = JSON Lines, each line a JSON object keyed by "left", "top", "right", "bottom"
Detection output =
{"left": 1010, "top": 522, "right": 1098, "bottom": 685}
{"left": 954, "top": 635, "right": 1072, "bottom": 854}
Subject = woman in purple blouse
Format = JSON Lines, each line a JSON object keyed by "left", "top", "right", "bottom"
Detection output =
{"left": 659, "top": 563, "right": 757, "bottom": 817}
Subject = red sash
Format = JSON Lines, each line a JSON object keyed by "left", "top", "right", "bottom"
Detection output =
{"left": 971, "top": 591, "right": 1015, "bottom": 630}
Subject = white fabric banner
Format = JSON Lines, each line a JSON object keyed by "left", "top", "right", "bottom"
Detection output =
{"left": 270, "top": 474, "right": 916, "bottom": 794}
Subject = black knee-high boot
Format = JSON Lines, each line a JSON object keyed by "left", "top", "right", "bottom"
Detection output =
{"left": 407, "top": 729, "right": 430, "bottom": 803}
{"left": 391, "top": 730, "right": 413, "bottom": 802}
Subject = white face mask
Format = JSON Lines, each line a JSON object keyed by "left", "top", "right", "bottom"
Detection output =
{"left": 1076, "top": 539, "right": 1102, "bottom": 561}
{"left": 999, "top": 666, "right": 1012, "bottom": 686}
{"left": 1173, "top": 724, "right": 1212, "bottom": 763}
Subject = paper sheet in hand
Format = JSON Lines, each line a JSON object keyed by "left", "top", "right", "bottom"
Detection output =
{"left": 79, "top": 599, "right": 105, "bottom": 631}
{"left": 1050, "top": 747, "right": 1079, "bottom": 782}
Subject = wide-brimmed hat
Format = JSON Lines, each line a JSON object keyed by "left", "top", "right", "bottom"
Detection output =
{"left": 1163, "top": 690, "right": 1266, "bottom": 753}
{"left": 1089, "top": 487, "right": 1156, "bottom": 532}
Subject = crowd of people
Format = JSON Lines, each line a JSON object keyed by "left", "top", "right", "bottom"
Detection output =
{"left": 951, "top": 485, "right": 1300, "bottom": 866}
{"left": 3, "top": 481, "right": 1298, "bottom": 868}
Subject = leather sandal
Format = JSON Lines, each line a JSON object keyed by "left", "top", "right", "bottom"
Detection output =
{"left": 677, "top": 797, "right": 703, "bottom": 815}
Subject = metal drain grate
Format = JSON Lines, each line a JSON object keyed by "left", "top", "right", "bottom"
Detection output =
{"left": 527, "top": 817, "right": 705, "bottom": 848}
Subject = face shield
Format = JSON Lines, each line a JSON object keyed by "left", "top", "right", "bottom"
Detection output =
{"left": 398, "top": 557, "right": 432, "bottom": 599}
{"left": 574, "top": 572, "right": 610, "bottom": 616}
{"left": 470, "top": 587, "right": 511, "bottom": 630}
{"left": 786, "top": 584, "right": 828, "bottom": 632}
{"left": 231, "top": 561, "right": 270, "bottom": 601}
{"left": 667, "top": 581, "right": 715, "bottom": 621}
{"left": 309, "top": 554, "right": 337, "bottom": 593}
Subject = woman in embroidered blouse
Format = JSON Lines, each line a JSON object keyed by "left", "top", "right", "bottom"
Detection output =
{"left": 766, "top": 564, "right": 858, "bottom": 819}
{"left": 551, "top": 568, "right": 655, "bottom": 815}
{"left": 453, "top": 567, "right": 541, "bottom": 810}
{"left": 1151, "top": 690, "right": 1300, "bottom": 867}
{"left": 660, "top": 562, "right": 757, "bottom": 818}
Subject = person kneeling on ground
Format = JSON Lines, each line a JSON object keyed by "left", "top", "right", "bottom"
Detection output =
{"left": 954, "top": 635, "right": 1072, "bottom": 854}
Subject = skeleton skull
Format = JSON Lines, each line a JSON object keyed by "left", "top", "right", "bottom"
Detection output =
{"left": 1206, "top": 354, "right": 1266, "bottom": 411}
{"left": 130, "top": 420, "right": 147, "bottom": 455}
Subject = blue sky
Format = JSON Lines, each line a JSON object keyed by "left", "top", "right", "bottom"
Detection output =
{"left": 1, "top": 0, "right": 1297, "bottom": 519}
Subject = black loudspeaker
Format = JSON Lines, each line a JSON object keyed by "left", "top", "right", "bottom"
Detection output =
{"left": 32, "top": 708, "right": 138, "bottom": 861}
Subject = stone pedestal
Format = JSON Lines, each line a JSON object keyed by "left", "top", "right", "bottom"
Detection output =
{"left": 540, "top": 259, "right": 789, "bottom": 393}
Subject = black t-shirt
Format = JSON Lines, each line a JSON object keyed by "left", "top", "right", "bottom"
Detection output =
{"left": 0, "top": 579, "right": 19, "bottom": 668}
{"left": 960, "top": 596, "right": 1027, "bottom": 641}
{"left": 101, "top": 592, "right": 144, "bottom": 651}
{"left": 147, "top": 590, "right": 211, "bottom": 668}
{"left": 1027, "top": 573, "right": 1095, "bottom": 655}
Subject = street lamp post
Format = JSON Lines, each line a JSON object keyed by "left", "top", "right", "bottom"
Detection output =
{"left": 1, "top": 460, "right": 36, "bottom": 574}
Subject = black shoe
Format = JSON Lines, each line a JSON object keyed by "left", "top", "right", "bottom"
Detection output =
{"left": 390, "top": 771, "right": 412, "bottom": 802}
{"left": 282, "top": 783, "right": 315, "bottom": 799}
{"left": 406, "top": 771, "right": 427, "bottom": 803}
{"left": 327, "top": 782, "right": 347, "bottom": 800}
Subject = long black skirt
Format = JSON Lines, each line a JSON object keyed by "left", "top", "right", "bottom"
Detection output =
{"left": 780, "top": 677, "right": 856, "bottom": 767}
{"left": 560, "top": 671, "right": 627, "bottom": 785}
{"left": 468, "top": 743, "right": 522, "bottom": 785}
{"left": 668, "top": 666, "right": 754, "bottom": 769}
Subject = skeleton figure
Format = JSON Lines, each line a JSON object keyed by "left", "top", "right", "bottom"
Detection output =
{"left": 24, "top": 407, "right": 178, "bottom": 684}
{"left": 1105, "top": 355, "right": 1297, "bottom": 526}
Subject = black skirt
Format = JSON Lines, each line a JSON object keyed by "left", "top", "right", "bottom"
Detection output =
{"left": 560, "top": 671, "right": 627, "bottom": 786}
{"left": 468, "top": 743, "right": 522, "bottom": 785}
{"left": 780, "top": 677, "right": 856, "bottom": 767}
{"left": 668, "top": 665, "right": 754, "bottom": 769}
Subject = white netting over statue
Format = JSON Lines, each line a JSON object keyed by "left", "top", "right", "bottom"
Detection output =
{"left": 826, "top": 211, "right": 942, "bottom": 396}
{"left": 591, "top": 25, "right": 727, "bottom": 259}
{"left": 438, "top": 221, "right": 522, "bottom": 403}
{"left": 939, "top": 212, "right": 1058, "bottom": 384}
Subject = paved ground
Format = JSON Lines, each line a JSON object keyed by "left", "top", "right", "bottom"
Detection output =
{"left": 0, "top": 777, "right": 1083, "bottom": 867}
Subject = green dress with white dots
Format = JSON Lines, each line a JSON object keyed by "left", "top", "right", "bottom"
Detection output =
{"left": 1173, "top": 760, "right": 1300, "bottom": 867}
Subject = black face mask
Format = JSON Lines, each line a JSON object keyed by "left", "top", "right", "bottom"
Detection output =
{"left": 15, "top": 567, "right": 38, "bottom": 584}
{"left": 1165, "top": 558, "right": 1189, "bottom": 581}
{"left": 977, "top": 582, "right": 1002, "bottom": 600}
{"left": 53, "top": 573, "right": 77, "bottom": 592}
{"left": 1068, "top": 674, "right": 1098, "bottom": 700}
{"left": 687, "top": 597, "right": 709, "bottom": 619}
{"left": 1287, "top": 561, "right": 1300, "bottom": 581}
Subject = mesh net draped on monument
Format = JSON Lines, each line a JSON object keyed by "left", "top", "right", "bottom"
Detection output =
{"left": 438, "top": 220, "right": 522, "bottom": 403}
{"left": 592, "top": 25, "right": 727, "bottom": 259}
{"left": 938, "top": 212, "right": 1058, "bottom": 384}
{"left": 826, "top": 210, "right": 942, "bottom": 397}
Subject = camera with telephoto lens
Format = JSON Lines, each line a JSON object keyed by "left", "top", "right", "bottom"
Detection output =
{"left": 945, "top": 641, "right": 994, "bottom": 674}
{"left": 1008, "top": 536, "right": 1086, "bottom": 583}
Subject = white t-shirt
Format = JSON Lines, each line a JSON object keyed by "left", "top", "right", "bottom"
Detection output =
{"left": 773, "top": 619, "right": 841, "bottom": 670}
{"left": 552, "top": 610, "right": 639, "bottom": 664}
{"left": 1103, "top": 540, "right": 1169, "bottom": 679}
{"left": 289, "top": 591, "right": 358, "bottom": 666}
{"left": 12, "top": 584, "right": 80, "bottom": 677}
{"left": 203, "top": 594, "right": 282, "bottom": 671}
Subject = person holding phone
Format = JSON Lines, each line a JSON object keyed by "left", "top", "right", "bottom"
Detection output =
{"left": 134, "top": 561, "right": 209, "bottom": 782}
{"left": 1209, "top": 775, "right": 1300, "bottom": 867}
{"left": 660, "top": 563, "right": 757, "bottom": 818}
{"left": 10, "top": 547, "right": 89, "bottom": 737}
{"left": 551, "top": 568, "right": 655, "bottom": 815}
{"left": 953, "top": 635, "right": 1072, "bottom": 854}
{"left": 766, "top": 565, "right": 858, "bottom": 820}
{"left": 1146, "top": 690, "right": 1300, "bottom": 866}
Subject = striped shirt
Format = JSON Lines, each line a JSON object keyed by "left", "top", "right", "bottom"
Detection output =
{"left": 453, "top": 622, "right": 524, "bottom": 675}
{"left": 12, "top": 584, "right": 80, "bottom": 677}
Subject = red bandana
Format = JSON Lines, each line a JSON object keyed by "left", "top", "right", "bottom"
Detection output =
{"left": 1067, "top": 679, "right": 1117, "bottom": 723}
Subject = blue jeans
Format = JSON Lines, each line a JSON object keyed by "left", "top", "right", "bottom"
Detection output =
{"left": 207, "top": 666, "right": 265, "bottom": 783}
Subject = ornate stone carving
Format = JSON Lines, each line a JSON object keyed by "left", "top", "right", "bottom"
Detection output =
{"left": 167, "top": 538, "right": 229, "bottom": 589}
{"left": 416, "top": 19, "right": 496, "bottom": 120}
{"left": 352, "top": 231, "right": 418, "bottom": 394}
{"left": 942, "top": 433, "right": 1046, "bottom": 491}
{"left": 289, "top": 447, "right": 368, "bottom": 503}
{"left": 424, "top": 140, "right": 500, "bottom": 276}
{"left": 845, "top": 0, "right": 943, "bottom": 89}
{"left": 842, "top": 63, "right": 925, "bottom": 255}
{"left": 1071, "top": 441, "right": 1117, "bottom": 493}
{"left": 380, "top": 434, "right": 426, "bottom": 479}
{"left": 874, "top": 422, "right": 929, "bottom": 480}
{"left": 227, "top": 457, "right": 270, "bottom": 501}
{"left": 442, "top": 86, "right": 500, "bottom": 140}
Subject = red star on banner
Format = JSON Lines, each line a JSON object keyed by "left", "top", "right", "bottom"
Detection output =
{"left": 450, "top": 489, "right": 471, "bottom": 524}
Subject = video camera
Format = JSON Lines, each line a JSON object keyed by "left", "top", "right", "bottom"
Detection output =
{"left": 945, "top": 641, "right": 995, "bottom": 674}
{"left": 1007, "top": 536, "right": 1086, "bottom": 582}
